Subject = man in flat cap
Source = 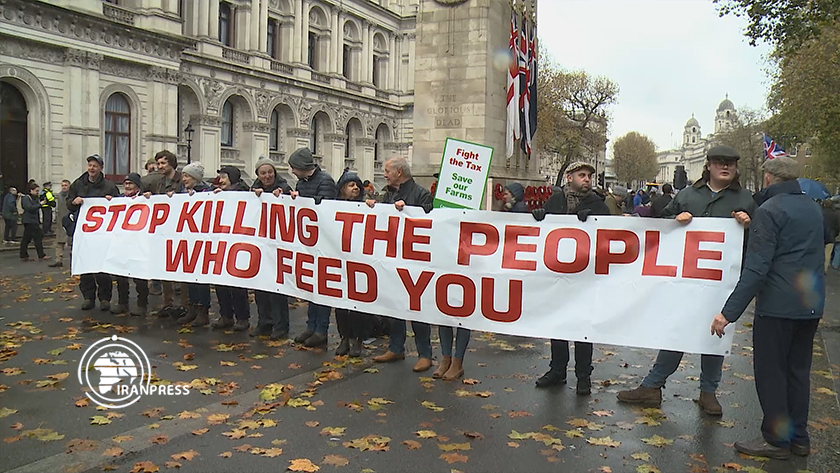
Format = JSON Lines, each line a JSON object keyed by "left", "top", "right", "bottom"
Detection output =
{"left": 532, "top": 161, "right": 610, "bottom": 396}
{"left": 618, "top": 145, "right": 756, "bottom": 415}
{"left": 711, "top": 156, "right": 824, "bottom": 459}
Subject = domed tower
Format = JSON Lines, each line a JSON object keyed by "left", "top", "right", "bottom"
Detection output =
{"left": 683, "top": 114, "right": 701, "bottom": 146}
{"left": 715, "top": 94, "right": 737, "bottom": 133}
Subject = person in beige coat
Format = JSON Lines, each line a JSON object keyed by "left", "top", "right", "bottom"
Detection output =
{"left": 48, "top": 179, "right": 71, "bottom": 268}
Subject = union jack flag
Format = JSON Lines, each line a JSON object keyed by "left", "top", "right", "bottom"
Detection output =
{"left": 763, "top": 133, "right": 788, "bottom": 160}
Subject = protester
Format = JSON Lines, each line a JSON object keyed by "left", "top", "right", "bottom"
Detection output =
{"left": 821, "top": 199, "right": 839, "bottom": 273}
{"left": 502, "top": 182, "right": 528, "bottom": 213}
{"left": 20, "top": 182, "right": 49, "bottom": 262}
{"left": 144, "top": 150, "right": 188, "bottom": 319}
{"left": 2, "top": 186, "right": 18, "bottom": 244}
{"left": 209, "top": 166, "right": 252, "bottom": 331}
{"left": 651, "top": 183, "right": 674, "bottom": 218}
{"left": 48, "top": 180, "right": 71, "bottom": 268}
{"left": 287, "top": 148, "right": 337, "bottom": 347}
{"left": 67, "top": 154, "right": 120, "bottom": 311}
{"left": 111, "top": 173, "right": 150, "bottom": 316}
{"left": 249, "top": 157, "right": 293, "bottom": 340}
{"left": 618, "top": 145, "right": 756, "bottom": 415}
{"left": 368, "top": 157, "right": 434, "bottom": 372}
{"left": 176, "top": 162, "right": 213, "bottom": 327}
{"left": 532, "top": 161, "right": 610, "bottom": 395}
{"left": 605, "top": 185, "right": 628, "bottom": 215}
{"left": 40, "top": 181, "right": 56, "bottom": 235}
{"left": 363, "top": 180, "right": 376, "bottom": 200}
{"left": 711, "top": 157, "right": 825, "bottom": 459}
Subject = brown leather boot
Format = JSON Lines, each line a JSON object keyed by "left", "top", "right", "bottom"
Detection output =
{"left": 442, "top": 357, "right": 464, "bottom": 380}
{"left": 190, "top": 305, "right": 209, "bottom": 327}
{"left": 617, "top": 386, "right": 662, "bottom": 405}
{"left": 698, "top": 391, "right": 722, "bottom": 416}
{"left": 373, "top": 351, "right": 405, "bottom": 363}
{"left": 433, "top": 356, "right": 452, "bottom": 379}
{"left": 413, "top": 357, "right": 432, "bottom": 372}
{"left": 177, "top": 304, "right": 198, "bottom": 324}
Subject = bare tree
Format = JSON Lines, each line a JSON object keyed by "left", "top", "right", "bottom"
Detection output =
{"left": 613, "top": 132, "right": 658, "bottom": 186}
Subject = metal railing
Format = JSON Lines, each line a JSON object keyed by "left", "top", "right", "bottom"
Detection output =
{"left": 222, "top": 47, "right": 250, "bottom": 64}
{"left": 103, "top": 2, "right": 135, "bottom": 25}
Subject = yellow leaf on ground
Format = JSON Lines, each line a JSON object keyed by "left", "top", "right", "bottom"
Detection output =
{"left": 170, "top": 450, "right": 199, "bottom": 461}
{"left": 0, "top": 408, "right": 17, "bottom": 418}
{"left": 631, "top": 452, "right": 651, "bottom": 461}
{"left": 816, "top": 387, "right": 837, "bottom": 396}
{"left": 191, "top": 429, "right": 209, "bottom": 436}
{"left": 206, "top": 413, "right": 229, "bottom": 425}
{"left": 320, "top": 426, "right": 346, "bottom": 436}
{"left": 262, "top": 448, "right": 284, "bottom": 458}
{"left": 112, "top": 436, "right": 132, "bottom": 443}
{"left": 586, "top": 436, "right": 621, "bottom": 447}
{"left": 415, "top": 430, "right": 437, "bottom": 439}
{"left": 102, "top": 447, "right": 123, "bottom": 457}
{"left": 402, "top": 440, "right": 422, "bottom": 450}
{"left": 636, "top": 465, "right": 661, "bottom": 473}
{"left": 178, "top": 411, "right": 201, "bottom": 419}
{"left": 218, "top": 452, "right": 232, "bottom": 458}
{"left": 130, "top": 461, "right": 160, "bottom": 473}
{"left": 222, "top": 429, "right": 247, "bottom": 440}
{"left": 437, "top": 443, "right": 471, "bottom": 452}
{"left": 641, "top": 435, "right": 674, "bottom": 447}
{"left": 163, "top": 461, "right": 181, "bottom": 469}
{"left": 288, "top": 458, "right": 320, "bottom": 472}
{"left": 439, "top": 453, "right": 468, "bottom": 464}
{"left": 421, "top": 401, "right": 444, "bottom": 412}
{"left": 75, "top": 399, "right": 89, "bottom": 408}
{"left": 462, "top": 378, "right": 481, "bottom": 385}
{"left": 90, "top": 416, "right": 111, "bottom": 425}
{"left": 322, "top": 454, "right": 349, "bottom": 466}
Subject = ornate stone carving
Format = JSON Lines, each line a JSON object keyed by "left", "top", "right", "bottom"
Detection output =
{"left": 255, "top": 91, "right": 273, "bottom": 117}
{"left": 434, "top": 0, "right": 469, "bottom": 5}
{"left": 243, "top": 121, "right": 271, "bottom": 133}
{"left": 287, "top": 128, "right": 312, "bottom": 138}
{"left": 101, "top": 59, "right": 149, "bottom": 81}
{"left": 356, "top": 138, "right": 376, "bottom": 147}
{"left": 269, "top": 0, "right": 280, "bottom": 8}
{"left": 0, "top": 36, "right": 64, "bottom": 63}
{"left": 63, "top": 48, "right": 87, "bottom": 67}
{"left": 200, "top": 78, "right": 225, "bottom": 109}
{"left": 324, "top": 133, "right": 345, "bottom": 142}
{"left": 299, "top": 101, "right": 315, "bottom": 124}
{"left": 190, "top": 114, "right": 222, "bottom": 127}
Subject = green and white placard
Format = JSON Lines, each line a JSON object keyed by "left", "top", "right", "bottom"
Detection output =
{"left": 432, "top": 138, "right": 494, "bottom": 210}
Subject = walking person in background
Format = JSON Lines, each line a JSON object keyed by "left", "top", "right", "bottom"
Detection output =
{"left": 711, "top": 157, "right": 825, "bottom": 459}
{"left": 651, "top": 183, "right": 674, "bottom": 217}
{"left": 39, "top": 181, "right": 56, "bottom": 236}
{"left": 333, "top": 171, "right": 372, "bottom": 357}
{"left": 110, "top": 173, "right": 150, "bottom": 316}
{"left": 249, "top": 157, "right": 292, "bottom": 340}
{"left": 287, "top": 148, "right": 337, "bottom": 348}
{"left": 48, "top": 180, "right": 71, "bottom": 268}
{"left": 210, "top": 166, "right": 251, "bottom": 332}
{"left": 68, "top": 154, "right": 120, "bottom": 311}
{"left": 19, "top": 182, "right": 49, "bottom": 262}
{"left": 2, "top": 186, "right": 18, "bottom": 244}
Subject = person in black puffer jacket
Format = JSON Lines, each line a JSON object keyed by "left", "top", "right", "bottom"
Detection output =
{"left": 68, "top": 154, "right": 120, "bottom": 311}
{"left": 532, "top": 161, "right": 610, "bottom": 396}
{"left": 333, "top": 171, "right": 373, "bottom": 358}
{"left": 503, "top": 182, "right": 529, "bottom": 213}
{"left": 288, "top": 148, "right": 336, "bottom": 348}
{"left": 209, "top": 166, "right": 251, "bottom": 332}
{"left": 248, "top": 157, "right": 292, "bottom": 341}
{"left": 19, "top": 182, "right": 48, "bottom": 261}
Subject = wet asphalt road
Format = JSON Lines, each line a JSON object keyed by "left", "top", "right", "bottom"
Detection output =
{"left": 0, "top": 248, "right": 838, "bottom": 473}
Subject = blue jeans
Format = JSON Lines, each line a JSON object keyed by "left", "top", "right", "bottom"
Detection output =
{"left": 188, "top": 283, "right": 211, "bottom": 307}
{"left": 642, "top": 350, "right": 723, "bottom": 393}
{"left": 439, "top": 326, "right": 470, "bottom": 359}
{"left": 255, "top": 291, "right": 289, "bottom": 333}
{"left": 389, "top": 319, "right": 432, "bottom": 359}
{"left": 305, "top": 302, "right": 331, "bottom": 335}
{"left": 832, "top": 243, "right": 840, "bottom": 268}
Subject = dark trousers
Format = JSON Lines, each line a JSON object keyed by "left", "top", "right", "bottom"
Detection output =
{"left": 188, "top": 283, "right": 211, "bottom": 307}
{"left": 255, "top": 291, "right": 290, "bottom": 333}
{"left": 41, "top": 207, "right": 52, "bottom": 234}
{"left": 115, "top": 276, "right": 149, "bottom": 307}
{"left": 335, "top": 308, "right": 370, "bottom": 339}
{"left": 20, "top": 223, "right": 45, "bottom": 259}
{"left": 215, "top": 286, "right": 250, "bottom": 321}
{"left": 80, "top": 273, "right": 112, "bottom": 302}
{"left": 549, "top": 339, "right": 593, "bottom": 380}
{"left": 753, "top": 315, "right": 820, "bottom": 448}
{"left": 4, "top": 218, "right": 17, "bottom": 240}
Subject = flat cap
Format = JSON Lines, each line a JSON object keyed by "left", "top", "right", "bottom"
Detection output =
{"left": 566, "top": 161, "right": 596, "bottom": 174}
{"left": 762, "top": 156, "right": 799, "bottom": 180}
{"left": 707, "top": 145, "right": 740, "bottom": 161}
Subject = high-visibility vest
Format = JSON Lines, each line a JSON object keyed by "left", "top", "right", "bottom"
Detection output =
{"left": 41, "top": 189, "right": 55, "bottom": 208}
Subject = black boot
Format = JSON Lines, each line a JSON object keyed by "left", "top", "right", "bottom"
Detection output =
{"left": 535, "top": 370, "right": 567, "bottom": 388}
{"left": 576, "top": 377, "right": 591, "bottom": 396}
{"left": 335, "top": 337, "right": 350, "bottom": 356}
{"left": 348, "top": 338, "right": 363, "bottom": 357}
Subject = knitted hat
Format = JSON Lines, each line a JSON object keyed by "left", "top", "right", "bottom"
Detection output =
{"left": 123, "top": 172, "right": 143, "bottom": 189}
{"left": 254, "top": 155, "right": 276, "bottom": 174}
{"left": 288, "top": 148, "right": 316, "bottom": 170}
{"left": 218, "top": 166, "right": 242, "bottom": 183}
{"left": 182, "top": 162, "right": 205, "bottom": 181}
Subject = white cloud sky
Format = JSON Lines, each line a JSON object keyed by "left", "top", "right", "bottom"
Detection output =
{"left": 537, "top": 0, "right": 772, "bottom": 153}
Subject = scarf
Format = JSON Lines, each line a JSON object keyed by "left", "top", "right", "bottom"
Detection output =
{"left": 565, "top": 189, "right": 590, "bottom": 213}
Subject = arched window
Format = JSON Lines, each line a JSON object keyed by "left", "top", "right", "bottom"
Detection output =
{"left": 221, "top": 100, "right": 233, "bottom": 146}
{"left": 104, "top": 93, "right": 131, "bottom": 180}
{"left": 310, "top": 117, "right": 318, "bottom": 155}
{"left": 270, "top": 109, "right": 279, "bottom": 151}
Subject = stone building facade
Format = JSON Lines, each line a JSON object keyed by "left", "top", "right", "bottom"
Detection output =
{"left": 655, "top": 96, "right": 737, "bottom": 186}
{"left": 0, "top": 0, "right": 420, "bottom": 191}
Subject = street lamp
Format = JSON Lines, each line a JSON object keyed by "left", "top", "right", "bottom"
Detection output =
{"left": 184, "top": 123, "right": 194, "bottom": 164}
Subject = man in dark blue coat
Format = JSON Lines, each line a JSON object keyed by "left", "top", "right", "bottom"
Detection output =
{"left": 711, "top": 157, "right": 825, "bottom": 460}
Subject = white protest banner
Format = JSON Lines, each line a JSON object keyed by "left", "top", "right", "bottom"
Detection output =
{"left": 72, "top": 193, "right": 743, "bottom": 355}
{"left": 433, "top": 138, "right": 493, "bottom": 209}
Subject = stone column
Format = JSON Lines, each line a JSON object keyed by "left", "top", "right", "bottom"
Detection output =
{"left": 191, "top": 114, "right": 222, "bottom": 178}
{"left": 250, "top": 0, "right": 260, "bottom": 52}
{"left": 293, "top": 0, "right": 303, "bottom": 63}
{"left": 336, "top": 16, "right": 345, "bottom": 78}
{"left": 394, "top": 35, "right": 402, "bottom": 91}
{"left": 330, "top": 7, "right": 340, "bottom": 74}
{"left": 243, "top": 121, "right": 270, "bottom": 174}
{"left": 209, "top": 0, "right": 220, "bottom": 40}
{"left": 259, "top": 0, "right": 269, "bottom": 54}
{"left": 63, "top": 49, "right": 101, "bottom": 179}
{"left": 301, "top": 0, "right": 310, "bottom": 65}
{"left": 197, "top": 0, "right": 209, "bottom": 37}
{"left": 239, "top": 4, "right": 252, "bottom": 51}
{"left": 388, "top": 33, "right": 396, "bottom": 90}
{"left": 361, "top": 21, "right": 371, "bottom": 84}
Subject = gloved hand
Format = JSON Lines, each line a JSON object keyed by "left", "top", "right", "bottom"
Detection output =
{"left": 532, "top": 208, "right": 546, "bottom": 222}
{"left": 313, "top": 196, "right": 323, "bottom": 205}
{"left": 577, "top": 208, "right": 592, "bottom": 222}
